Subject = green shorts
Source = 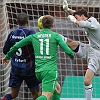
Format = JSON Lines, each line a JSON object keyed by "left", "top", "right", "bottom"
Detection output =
{"left": 36, "top": 70, "right": 58, "bottom": 93}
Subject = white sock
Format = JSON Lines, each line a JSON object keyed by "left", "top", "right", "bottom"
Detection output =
{"left": 85, "top": 84, "right": 92, "bottom": 100}
{"left": 76, "top": 43, "right": 84, "bottom": 57}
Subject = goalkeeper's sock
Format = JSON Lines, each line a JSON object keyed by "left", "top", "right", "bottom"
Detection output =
{"left": 76, "top": 43, "right": 84, "bottom": 57}
{"left": 2, "top": 94, "right": 12, "bottom": 100}
{"left": 52, "top": 92, "right": 60, "bottom": 100}
{"left": 36, "top": 95, "right": 47, "bottom": 100}
{"left": 73, "top": 44, "right": 79, "bottom": 52}
{"left": 85, "top": 84, "right": 92, "bottom": 100}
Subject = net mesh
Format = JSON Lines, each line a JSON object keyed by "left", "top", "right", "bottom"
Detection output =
{"left": 4, "top": 0, "right": 100, "bottom": 7}
{"left": 0, "top": 0, "right": 100, "bottom": 100}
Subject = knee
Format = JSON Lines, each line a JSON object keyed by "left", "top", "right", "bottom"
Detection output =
{"left": 10, "top": 88, "right": 20, "bottom": 99}
{"left": 84, "top": 78, "right": 91, "bottom": 86}
{"left": 31, "top": 87, "right": 40, "bottom": 99}
{"left": 33, "top": 91, "right": 40, "bottom": 98}
{"left": 10, "top": 93, "right": 18, "bottom": 99}
{"left": 36, "top": 95, "right": 48, "bottom": 100}
{"left": 55, "top": 82, "right": 61, "bottom": 94}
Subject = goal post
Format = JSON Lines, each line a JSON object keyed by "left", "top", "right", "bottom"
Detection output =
{"left": 0, "top": 0, "right": 10, "bottom": 98}
{"left": 0, "top": 0, "right": 100, "bottom": 100}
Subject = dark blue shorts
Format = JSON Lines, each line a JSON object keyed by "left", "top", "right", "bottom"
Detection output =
{"left": 9, "top": 72, "right": 40, "bottom": 90}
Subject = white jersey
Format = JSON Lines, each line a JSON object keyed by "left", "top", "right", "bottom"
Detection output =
{"left": 79, "top": 17, "right": 100, "bottom": 49}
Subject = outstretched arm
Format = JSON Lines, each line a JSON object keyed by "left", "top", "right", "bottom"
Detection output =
{"left": 63, "top": 0, "right": 75, "bottom": 14}
{"left": 2, "top": 58, "right": 9, "bottom": 65}
{"left": 63, "top": 0, "right": 81, "bottom": 25}
{"left": 2, "top": 35, "right": 32, "bottom": 63}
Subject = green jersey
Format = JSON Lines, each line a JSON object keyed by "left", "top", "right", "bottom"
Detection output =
{"left": 5, "top": 29, "right": 74, "bottom": 72}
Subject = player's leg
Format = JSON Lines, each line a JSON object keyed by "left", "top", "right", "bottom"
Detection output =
{"left": 1, "top": 94, "right": 12, "bottom": 100}
{"left": 84, "top": 67, "right": 95, "bottom": 100}
{"left": 52, "top": 82, "right": 61, "bottom": 100}
{"left": 75, "top": 43, "right": 98, "bottom": 100}
{"left": 69, "top": 42, "right": 92, "bottom": 100}
{"left": 42, "top": 82, "right": 61, "bottom": 100}
{"left": 36, "top": 70, "right": 58, "bottom": 100}
{"left": 2, "top": 73, "right": 22, "bottom": 100}
{"left": 9, "top": 88, "right": 20, "bottom": 98}
{"left": 75, "top": 43, "right": 93, "bottom": 100}
{"left": 66, "top": 38, "right": 80, "bottom": 52}
{"left": 25, "top": 74, "right": 41, "bottom": 100}
{"left": 30, "top": 87, "right": 40, "bottom": 100}
{"left": 85, "top": 46, "right": 100, "bottom": 100}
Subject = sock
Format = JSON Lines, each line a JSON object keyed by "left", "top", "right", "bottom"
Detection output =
{"left": 36, "top": 95, "right": 47, "bottom": 100}
{"left": 85, "top": 84, "right": 92, "bottom": 100}
{"left": 73, "top": 44, "right": 79, "bottom": 52}
{"left": 52, "top": 92, "right": 60, "bottom": 100}
{"left": 76, "top": 44, "right": 84, "bottom": 57}
{"left": 2, "top": 94, "right": 12, "bottom": 100}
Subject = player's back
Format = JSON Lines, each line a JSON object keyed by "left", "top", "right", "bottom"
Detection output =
{"left": 3, "top": 27, "right": 36, "bottom": 74}
{"left": 30, "top": 28, "right": 73, "bottom": 72}
{"left": 81, "top": 17, "right": 100, "bottom": 48}
{"left": 31, "top": 29, "right": 59, "bottom": 72}
{"left": 87, "top": 17, "right": 100, "bottom": 48}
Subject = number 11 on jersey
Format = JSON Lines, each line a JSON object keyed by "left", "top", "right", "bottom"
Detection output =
{"left": 39, "top": 39, "right": 49, "bottom": 55}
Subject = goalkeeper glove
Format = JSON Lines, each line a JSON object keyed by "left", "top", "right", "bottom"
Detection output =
{"left": 63, "top": 0, "right": 70, "bottom": 12}
{"left": 67, "top": 15, "right": 77, "bottom": 23}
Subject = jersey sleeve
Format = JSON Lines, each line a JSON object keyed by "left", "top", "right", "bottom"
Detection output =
{"left": 30, "top": 30, "right": 36, "bottom": 35}
{"left": 79, "top": 17, "right": 99, "bottom": 30}
{"left": 3, "top": 33, "right": 12, "bottom": 55}
{"left": 5, "top": 35, "right": 32, "bottom": 60}
{"left": 55, "top": 34, "right": 74, "bottom": 59}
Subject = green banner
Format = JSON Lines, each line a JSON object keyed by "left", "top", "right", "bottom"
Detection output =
{"left": 61, "top": 76, "right": 100, "bottom": 98}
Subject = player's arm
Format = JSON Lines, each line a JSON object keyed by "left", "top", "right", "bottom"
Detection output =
{"left": 67, "top": 15, "right": 92, "bottom": 28}
{"left": 67, "top": 15, "right": 81, "bottom": 25}
{"left": 30, "top": 30, "right": 36, "bottom": 35}
{"left": 63, "top": 0, "right": 75, "bottom": 14}
{"left": 78, "top": 18, "right": 99, "bottom": 30}
{"left": 56, "top": 34, "right": 74, "bottom": 59}
{"left": 3, "top": 35, "right": 32, "bottom": 61}
{"left": 67, "top": 15, "right": 99, "bottom": 29}
{"left": 3, "top": 33, "right": 12, "bottom": 55}
{"left": 63, "top": 0, "right": 82, "bottom": 25}
{"left": 69, "top": 17, "right": 99, "bottom": 29}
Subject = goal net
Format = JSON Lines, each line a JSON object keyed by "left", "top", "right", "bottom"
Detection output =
{"left": 0, "top": 0, "right": 100, "bottom": 100}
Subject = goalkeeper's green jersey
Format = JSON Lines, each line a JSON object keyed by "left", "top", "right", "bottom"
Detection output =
{"left": 5, "top": 29, "right": 74, "bottom": 72}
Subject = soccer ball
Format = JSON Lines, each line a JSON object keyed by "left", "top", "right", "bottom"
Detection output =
{"left": 38, "top": 16, "right": 44, "bottom": 29}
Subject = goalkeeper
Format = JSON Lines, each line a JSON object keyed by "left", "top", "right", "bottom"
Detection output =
{"left": 2, "top": 15, "right": 74, "bottom": 100}
{"left": 63, "top": 0, "right": 100, "bottom": 100}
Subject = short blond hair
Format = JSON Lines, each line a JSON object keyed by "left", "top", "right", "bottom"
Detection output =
{"left": 42, "top": 15, "right": 54, "bottom": 29}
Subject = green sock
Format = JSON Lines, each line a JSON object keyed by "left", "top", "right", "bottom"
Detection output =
{"left": 36, "top": 95, "right": 47, "bottom": 100}
{"left": 52, "top": 92, "right": 60, "bottom": 100}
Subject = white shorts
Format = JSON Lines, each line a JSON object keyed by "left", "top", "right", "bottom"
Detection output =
{"left": 88, "top": 64, "right": 96, "bottom": 73}
{"left": 76, "top": 42, "right": 100, "bottom": 73}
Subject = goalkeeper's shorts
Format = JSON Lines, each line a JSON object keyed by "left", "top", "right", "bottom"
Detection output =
{"left": 76, "top": 42, "right": 100, "bottom": 72}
